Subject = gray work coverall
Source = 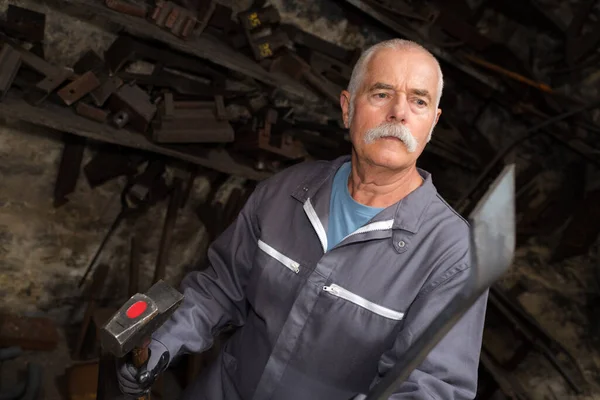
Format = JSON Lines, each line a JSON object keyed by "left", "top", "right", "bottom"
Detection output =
{"left": 153, "top": 155, "right": 488, "bottom": 400}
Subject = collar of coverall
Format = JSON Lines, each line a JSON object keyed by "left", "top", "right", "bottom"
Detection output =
{"left": 291, "top": 155, "right": 438, "bottom": 234}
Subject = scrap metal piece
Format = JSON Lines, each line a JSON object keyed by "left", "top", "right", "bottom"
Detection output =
{"left": 2, "top": 38, "right": 75, "bottom": 104}
{"left": 365, "top": 164, "right": 516, "bottom": 400}
{"left": 107, "top": 83, "right": 157, "bottom": 132}
{"left": 238, "top": 5, "right": 280, "bottom": 32}
{"left": 91, "top": 75, "right": 124, "bottom": 107}
{"left": 76, "top": 102, "right": 110, "bottom": 123}
{"left": 3, "top": 4, "right": 46, "bottom": 43}
{"left": 26, "top": 69, "right": 74, "bottom": 105}
{"left": 116, "top": 70, "right": 221, "bottom": 97}
{"left": 150, "top": 1, "right": 199, "bottom": 38}
{"left": 103, "top": 35, "right": 224, "bottom": 82}
{"left": 151, "top": 92, "right": 234, "bottom": 143}
{"left": 57, "top": 71, "right": 102, "bottom": 106}
{"left": 73, "top": 50, "right": 106, "bottom": 75}
{"left": 247, "top": 29, "right": 290, "bottom": 61}
{"left": 54, "top": 134, "right": 86, "bottom": 208}
{"left": 235, "top": 108, "right": 307, "bottom": 160}
{"left": 0, "top": 44, "right": 21, "bottom": 100}
{"left": 105, "top": 0, "right": 148, "bottom": 18}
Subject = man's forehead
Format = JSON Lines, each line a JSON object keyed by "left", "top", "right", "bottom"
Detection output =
{"left": 363, "top": 48, "right": 440, "bottom": 92}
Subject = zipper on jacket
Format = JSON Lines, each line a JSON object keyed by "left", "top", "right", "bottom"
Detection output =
{"left": 258, "top": 240, "right": 300, "bottom": 273}
{"left": 343, "top": 219, "right": 394, "bottom": 242}
{"left": 303, "top": 199, "right": 328, "bottom": 252}
{"left": 323, "top": 283, "right": 404, "bottom": 320}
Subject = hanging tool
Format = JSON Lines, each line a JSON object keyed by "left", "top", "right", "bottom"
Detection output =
{"left": 364, "top": 163, "right": 517, "bottom": 400}
{"left": 77, "top": 182, "right": 151, "bottom": 288}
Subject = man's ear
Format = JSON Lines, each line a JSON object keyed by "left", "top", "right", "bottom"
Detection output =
{"left": 340, "top": 90, "right": 351, "bottom": 128}
{"left": 434, "top": 108, "right": 442, "bottom": 126}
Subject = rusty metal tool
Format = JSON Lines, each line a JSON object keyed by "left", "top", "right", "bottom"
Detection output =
{"left": 100, "top": 280, "right": 184, "bottom": 400}
{"left": 365, "top": 163, "right": 517, "bottom": 400}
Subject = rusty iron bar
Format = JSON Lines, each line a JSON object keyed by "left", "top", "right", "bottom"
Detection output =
{"left": 153, "top": 178, "right": 184, "bottom": 284}
{"left": 105, "top": 0, "right": 147, "bottom": 18}
{"left": 462, "top": 53, "right": 554, "bottom": 94}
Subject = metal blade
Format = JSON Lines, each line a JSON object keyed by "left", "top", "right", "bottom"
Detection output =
{"left": 364, "top": 163, "right": 516, "bottom": 400}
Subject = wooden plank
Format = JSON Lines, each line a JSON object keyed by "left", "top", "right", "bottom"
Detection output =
{"left": 0, "top": 92, "right": 272, "bottom": 181}
{"left": 40, "top": 0, "right": 320, "bottom": 102}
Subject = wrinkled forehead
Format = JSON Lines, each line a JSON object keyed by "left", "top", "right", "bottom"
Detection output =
{"left": 362, "top": 48, "right": 440, "bottom": 96}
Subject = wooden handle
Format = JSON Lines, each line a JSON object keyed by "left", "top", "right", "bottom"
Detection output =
{"left": 132, "top": 347, "right": 150, "bottom": 400}
{"left": 132, "top": 346, "right": 149, "bottom": 368}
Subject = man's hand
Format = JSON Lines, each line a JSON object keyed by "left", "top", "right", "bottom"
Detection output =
{"left": 116, "top": 339, "right": 170, "bottom": 397}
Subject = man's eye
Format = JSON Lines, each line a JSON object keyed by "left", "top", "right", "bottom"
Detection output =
{"left": 373, "top": 93, "right": 389, "bottom": 99}
{"left": 415, "top": 99, "right": 427, "bottom": 106}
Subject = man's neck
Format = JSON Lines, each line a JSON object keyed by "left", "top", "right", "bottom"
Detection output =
{"left": 347, "top": 156, "right": 424, "bottom": 208}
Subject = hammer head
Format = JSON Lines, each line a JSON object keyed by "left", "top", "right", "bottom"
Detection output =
{"left": 99, "top": 280, "right": 184, "bottom": 358}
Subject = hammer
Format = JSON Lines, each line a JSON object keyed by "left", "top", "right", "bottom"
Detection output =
{"left": 99, "top": 280, "right": 184, "bottom": 399}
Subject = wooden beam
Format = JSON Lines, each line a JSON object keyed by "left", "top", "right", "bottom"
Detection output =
{"left": 40, "top": 0, "right": 320, "bottom": 102}
{"left": 0, "top": 92, "right": 272, "bottom": 181}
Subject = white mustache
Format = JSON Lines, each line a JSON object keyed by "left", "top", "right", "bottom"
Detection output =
{"left": 363, "top": 122, "right": 419, "bottom": 153}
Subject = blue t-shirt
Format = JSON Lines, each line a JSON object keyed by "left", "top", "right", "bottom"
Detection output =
{"left": 327, "top": 162, "right": 384, "bottom": 251}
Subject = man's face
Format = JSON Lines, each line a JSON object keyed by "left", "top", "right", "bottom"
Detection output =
{"left": 341, "top": 48, "right": 442, "bottom": 171}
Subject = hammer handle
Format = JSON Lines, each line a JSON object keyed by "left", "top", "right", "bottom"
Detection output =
{"left": 132, "top": 346, "right": 149, "bottom": 368}
{"left": 132, "top": 347, "right": 150, "bottom": 400}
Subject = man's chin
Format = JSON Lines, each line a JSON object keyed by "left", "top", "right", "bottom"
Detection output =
{"left": 365, "top": 151, "right": 413, "bottom": 171}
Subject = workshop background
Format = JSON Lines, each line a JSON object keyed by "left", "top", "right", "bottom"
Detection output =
{"left": 0, "top": 0, "right": 599, "bottom": 399}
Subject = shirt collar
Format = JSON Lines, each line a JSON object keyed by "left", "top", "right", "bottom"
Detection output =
{"left": 291, "top": 155, "right": 438, "bottom": 234}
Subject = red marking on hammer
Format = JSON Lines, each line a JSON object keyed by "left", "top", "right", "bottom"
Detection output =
{"left": 126, "top": 300, "right": 148, "bottom": 318}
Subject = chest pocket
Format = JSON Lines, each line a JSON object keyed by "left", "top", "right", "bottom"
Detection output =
{"left": 258, "top": 240, "right": 300, "bottom": 274}
{"left": 246, "top": 239, "right": 305, "bottom": 325}
{"left": 322, "top": 283, "right": 404, "bottom": 320}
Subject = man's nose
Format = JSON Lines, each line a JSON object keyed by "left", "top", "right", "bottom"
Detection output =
{"left": 386, "top": 95, "right": 408, "bottom": 123}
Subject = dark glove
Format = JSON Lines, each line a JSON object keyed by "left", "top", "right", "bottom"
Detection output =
{"left": 116, "top": 339, "right": 170, "bottom": 397}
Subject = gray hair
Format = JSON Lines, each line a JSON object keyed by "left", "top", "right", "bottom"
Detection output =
{"left": 346, "top": 39, "right": 444, "bottom": 124}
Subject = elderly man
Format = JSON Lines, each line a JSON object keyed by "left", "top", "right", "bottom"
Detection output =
{"left": 117, "top": 38, "right": 488, "bottom": 399}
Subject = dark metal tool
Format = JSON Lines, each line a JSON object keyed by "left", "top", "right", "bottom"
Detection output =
{"left": 364, "top": 164, "right": 517, "bottom": 400}
{"left": 99, "top": 280, "right": 184, "bottom": 400}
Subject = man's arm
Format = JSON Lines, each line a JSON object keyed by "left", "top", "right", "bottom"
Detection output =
{"left": 150, "top": 185, "right": 263, "bottom": 361}
{"left": 372, "top": 264, "right": 488, "bottom": 399}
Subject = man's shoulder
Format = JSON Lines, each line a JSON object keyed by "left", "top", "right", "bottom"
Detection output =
{"left": 256, "top": 158, "right": 341, "bottom": 194}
